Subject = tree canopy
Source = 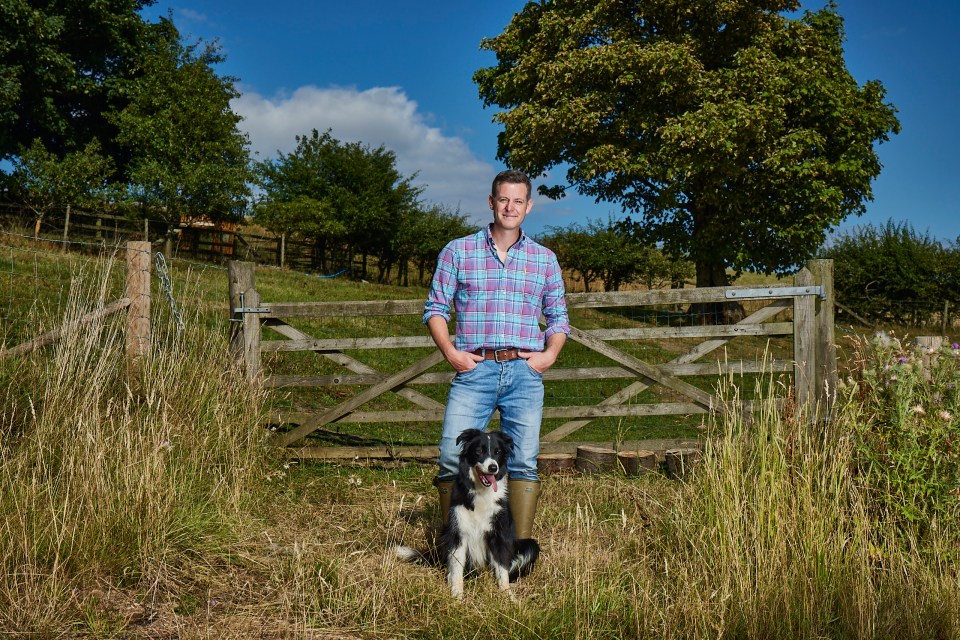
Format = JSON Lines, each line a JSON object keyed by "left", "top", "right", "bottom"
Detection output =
{"left": 475, "top": 0, "right": 901, "bottom": 287}
{"left": 0, "top": 0, "right": 157, "bottom": 163}
{"left": 540, "top": 217, "right": 693, "bottom": 292}
{"left": 253, "top": 129, "right": 466, "bottom": 283}
{"left": 111, "top": 18, "right": 251, "bottom": 222}
{"left": 1, "top": 3, "right": 250, "bottom": 223}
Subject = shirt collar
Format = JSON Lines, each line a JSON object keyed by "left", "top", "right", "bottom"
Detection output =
{"left": 484, "top": 223, "right": 527, "bottom": 250}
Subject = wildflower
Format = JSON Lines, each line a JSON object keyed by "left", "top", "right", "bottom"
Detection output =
{"left": 348, "top": 475, "right": 362, "bottom": 487}
{"left": 897, "top": 356, "right": 909, "bottom": 364}
{"left": 952, "top": 342, "right": 959, "bottom": 350}
{"left": 938, "top": 410, "right": 953, "bottom": 422}
{"left": 911, "top": 404, "right": 926, "bottom": 416}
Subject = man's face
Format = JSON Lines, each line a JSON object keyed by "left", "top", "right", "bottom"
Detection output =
{"left": 489, "top": 181, "right": 533, "bottom": 232}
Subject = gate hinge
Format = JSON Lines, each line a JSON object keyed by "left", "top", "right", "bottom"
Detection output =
{"left": 725, "top": 286, "right": 825, "bottom": 301}
{"left": 230, "top": 292, "right": 270, "bottom": 320}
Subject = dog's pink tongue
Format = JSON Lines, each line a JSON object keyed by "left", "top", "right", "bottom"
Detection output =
{"left": 483, "top": 474, "right": 498, "bottom": 492}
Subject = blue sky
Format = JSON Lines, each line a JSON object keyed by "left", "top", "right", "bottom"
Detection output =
{"left": 144, "top": 0, "right": 960, "bottom": 243}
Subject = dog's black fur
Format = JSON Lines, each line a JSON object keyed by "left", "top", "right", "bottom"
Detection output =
{"left": 395, "top": 428, "right": 539, "bottom": 599}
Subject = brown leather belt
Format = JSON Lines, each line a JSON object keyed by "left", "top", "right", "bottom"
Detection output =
{"left": 473, "top": 347, "right": 520, "bottom": 362}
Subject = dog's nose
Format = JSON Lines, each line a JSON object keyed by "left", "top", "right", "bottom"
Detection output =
{"left": 487, "top": 462, "right": 499, "bottom": 474}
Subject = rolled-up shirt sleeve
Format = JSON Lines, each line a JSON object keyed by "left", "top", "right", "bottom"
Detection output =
{"left": 423, "top": 242, "right": 458, "bottom": 324}
{"left": 542, "top": 254, "right": 570, "bottom": 340}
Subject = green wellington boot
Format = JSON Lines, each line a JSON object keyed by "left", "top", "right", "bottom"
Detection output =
{"left": 435, "top": 479, "right": 453, "bottom": 525}
{"left": 508, "top": 479, "right": 541, "bottom": 540}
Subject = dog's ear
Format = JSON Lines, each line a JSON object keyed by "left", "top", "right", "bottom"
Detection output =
{"left": 499, "top": 432, "right": 514, "bottom": 453}
{"left": 456, "top": 429, "right": 483, "bottom": 447}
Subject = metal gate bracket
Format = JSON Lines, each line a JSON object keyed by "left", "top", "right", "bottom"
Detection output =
{"left": 726, "top": 286, "right": 825, "bottom": 301}
{"left": 231, "top": 292, "right": 270, "bottom": 320}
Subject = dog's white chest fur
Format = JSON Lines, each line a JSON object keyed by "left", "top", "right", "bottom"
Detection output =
{"left": 451, "top": 485, "right": 507, "bottom": 568}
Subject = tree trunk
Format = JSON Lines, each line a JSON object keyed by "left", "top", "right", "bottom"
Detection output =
{"left": 688, "top": 260, "right": 744, "bottom": 324}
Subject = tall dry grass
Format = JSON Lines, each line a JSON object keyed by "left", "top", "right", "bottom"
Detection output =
{"left": 0, "top": 246, "right": 956, "bottom": 637}
{"left": 263, "top": 357, "right": 959, "bottom": 639}
{"left": 0, "top": 262, "right": 269, "bottom": 635}
{"left": 644, "top": 368, "right": 958, "bottom": 639}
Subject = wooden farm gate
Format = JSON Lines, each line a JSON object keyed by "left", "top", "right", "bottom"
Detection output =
{"left": 228, "top": 259, "right": 836, "bottom": 459}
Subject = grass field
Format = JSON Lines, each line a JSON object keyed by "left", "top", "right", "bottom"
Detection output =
{"left": 1, "top": 232, "right": 958, "bottom": 638}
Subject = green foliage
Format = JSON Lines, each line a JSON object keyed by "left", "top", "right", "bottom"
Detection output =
{"left": 0, "top": 0, "right": 157, "bottom": 162}
{"left": 406, "top": 203, "right": 476, "bottom": 285}
{"left": 821, "top": 219, "right": 959, "bottom": 325}
{"left": 9, "top": 138, "right": 116, "bottom": 223}
{"left": 843, "top": 332, "right": 960, "bottom": 542}
{"left": 253, "top": 129, "right": 438, "bottom": 282}
{"left": 540, "top": 217, "right": 693, "bottom": 291}
{"left": 2, "top": 5, "right": 251, "bottom": 224}
{"left": 475, "top": 0, "right": 900, "bottom": 286}
{"left": 111, "top": 18, "right": 251, "bottom": 223}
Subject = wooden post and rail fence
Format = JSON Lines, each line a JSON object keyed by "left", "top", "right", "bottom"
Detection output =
{"left": 229, "top": 258, "right": 839, "bottom": 461}
{"left": 0, "top": 241, "right": 152, "bottom": 389}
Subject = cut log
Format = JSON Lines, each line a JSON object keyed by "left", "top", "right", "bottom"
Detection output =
{"left": 537, "top": 453, "right": 576, "bottom": 474}
{"left": 575, "top": 445, "right": 617, "bottom": 474}
{"left": 664, "top": 448, "right": 703, "bottom": 480}
{"left": 617, "top": 449, "right": 658, "bottom": 476}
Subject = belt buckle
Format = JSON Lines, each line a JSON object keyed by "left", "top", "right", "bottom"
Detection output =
{"left": 494, "top": 348, "right": 507, "bottom": 363}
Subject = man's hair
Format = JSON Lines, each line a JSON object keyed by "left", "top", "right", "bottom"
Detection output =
{"left": 491, "top": 169, "right": 532, "bottom": 200}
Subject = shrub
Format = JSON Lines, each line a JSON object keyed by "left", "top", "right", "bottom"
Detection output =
{"left": 820, "top": 219, "right": 959, "bottom": 326}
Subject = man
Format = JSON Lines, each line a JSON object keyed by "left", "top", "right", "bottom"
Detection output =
{"left": 423, "top": 169, "right": 570, "bottom": 539}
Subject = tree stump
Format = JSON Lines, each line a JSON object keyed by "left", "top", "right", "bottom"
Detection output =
{"left": 537, "top": 453, "right": 576, "bottom": 474}
{"left": 664, "top": 448, "right": 702, "bottom": 480}
{"left": 617, "top": 449, "right": 658, "bottom": 476}
{"left": 575, "top": 445, "right": 617, "bottom": 474}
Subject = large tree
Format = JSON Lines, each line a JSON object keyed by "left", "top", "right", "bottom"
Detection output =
{"left": 0, "top": 0, "right": 157, "bottom": 163}
{"left": 475, "top": 0, "right": 900, "bottom": 287}
{"left": 111, "top": 18, "right": 251, "bottom": 223}
{"left": 253, "top": 129, "right": 421, "bottom": 278}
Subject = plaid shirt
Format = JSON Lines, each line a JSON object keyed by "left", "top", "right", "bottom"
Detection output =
{"left": 423, "top": 225, "right": 570, "bottom": 352}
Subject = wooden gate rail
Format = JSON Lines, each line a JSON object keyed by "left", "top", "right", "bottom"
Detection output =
{"left": 229, "top": 259, "right": 836, "bottom": 452}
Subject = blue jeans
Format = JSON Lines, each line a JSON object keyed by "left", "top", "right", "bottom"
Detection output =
{"left": 437, "top": 358, "right": 544, "bottom": 482}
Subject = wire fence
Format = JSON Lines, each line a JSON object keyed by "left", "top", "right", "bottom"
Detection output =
{"left": 0, "top": 228, "right": 227, "bottom": 350}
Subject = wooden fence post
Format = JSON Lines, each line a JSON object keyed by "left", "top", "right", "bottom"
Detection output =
{"left": 125, "top": 241, "right": 151, "bottom": 386}
{"left": 62, "top": 204, "right": 71, "bottom": 245}
{"left": 793, "top": 267, "right": 816, "bottom": 411}
{"left": 228, "top": 260, "right": 260, "bottom": 381}
{"left": 808, "top": 259, "right": 837, "bottom": 413}
{"left": 916, "top": 336, "right": 943, "bottom": 385}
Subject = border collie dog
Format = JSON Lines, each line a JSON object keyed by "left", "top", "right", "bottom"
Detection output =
{"left": 395, "top": 429, "right": 540, "bottom": 599}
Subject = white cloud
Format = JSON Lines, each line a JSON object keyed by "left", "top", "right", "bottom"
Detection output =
{"left": 232, "top": 85, "right": 495, "bottom": 222}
